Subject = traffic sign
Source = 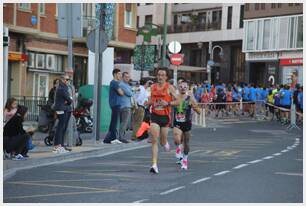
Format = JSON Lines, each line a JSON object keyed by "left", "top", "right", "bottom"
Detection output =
{"left": 87, "top": 29, "right": 109, "bottom": 53}
{"left": 170, "top": 53, "right": 184, "bottom": 65}
{"left": 168, "top": 41, "right": 181, "bottom": 54}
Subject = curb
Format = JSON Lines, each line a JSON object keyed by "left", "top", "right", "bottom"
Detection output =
{"left": 3, "top": 141, "right": 150, "bottom": 181}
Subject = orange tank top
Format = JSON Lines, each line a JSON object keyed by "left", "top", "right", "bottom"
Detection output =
{"left": 151, "top": 82, "right": 172, "bottom": 116}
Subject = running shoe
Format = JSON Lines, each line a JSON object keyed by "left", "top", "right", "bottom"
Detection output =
{"left": 111, "top": 139, "right": 123, "bottom": 144}
{"left": 176, "top": 157, "right": 183, "bottom": 165}
{"left": 175, "top": 147, "right": 182, "bottom": 159}
{"left": 118, "top": 138, "right": 129, "bottom": 143}
{"left": 181, "top": 159, "right": 188, "bottom": 170}
{"left": 12, "top": 154, "right": 26, "bottom": 161}
{"left": 150, "top": 165, "right": 159, "bottom": 174}
{"left": 164, "top": 142, "right": 170, "bottom": 152}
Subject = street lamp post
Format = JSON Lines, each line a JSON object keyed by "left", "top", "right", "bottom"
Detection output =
{"left": 207, "top": 42, "right": 223, "bottom": 84}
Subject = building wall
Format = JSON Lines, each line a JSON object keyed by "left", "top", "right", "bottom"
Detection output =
{"left": 244, "top": 3, "right": 303, "bottom": 19}
{"left": 40, "top": 3, "right": 57, "bottom": 33}
{"left": 117, "top": 3, "right": 137, "bottom": 44}
{"left": 3, "top": 4, "right": 14, "bottom": 24}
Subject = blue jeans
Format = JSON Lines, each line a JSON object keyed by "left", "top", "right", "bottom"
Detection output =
{"left": 103, "top": 105, "right": 120, "bottom": 143}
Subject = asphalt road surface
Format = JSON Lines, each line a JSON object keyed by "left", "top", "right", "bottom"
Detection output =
{"left": 4, "top": 120, "right": 303, "bottom": 203}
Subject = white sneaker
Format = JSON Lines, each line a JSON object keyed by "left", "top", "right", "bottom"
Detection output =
{"left": 163, "top": 142, "right": 170, "bottom": 152}
{"left": 111, "top": 139, "right": 123, "bottom": 144}
{"left": 175, "top": 146, "right": 182, "bottom": 159}
{"left": 53, "top": 147, "right": 69, "bottom": 154}
{"left": 150, "top": 165, "right": 159, "bottom": 174}
{"left": 12, "top": 154, "right": 26, "bottom": 161}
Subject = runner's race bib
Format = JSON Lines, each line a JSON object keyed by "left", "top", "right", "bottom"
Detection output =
{"left": 175, "top": 113, "right": 186, "bottom": 122}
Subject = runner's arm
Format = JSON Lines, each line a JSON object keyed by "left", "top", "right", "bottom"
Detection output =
{"left": 168, "top": 85, "right": 180, "bottom": 106}
{"left": 190, "top": 95, "right": 201, "bottom": 114}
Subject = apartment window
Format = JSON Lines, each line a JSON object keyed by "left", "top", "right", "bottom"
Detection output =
{"left": 19, "top": 3, "right": 31, "bottom": 10}
{"left": 289, "top": 17, "right": 296, "bottom": 48}
{"left": 245, "top": 4, "right": 249, "bottom": 11}
{"left": 83, "top": 3, "right": 93, "bottom": 17}
{"left": 297, "top": 16, "right": 303, "bottom": 48}
{"left": 279, "top": 17, "right": 289, "bottom": 49}
{"left": 271, "top": 3, "right": 276, "bottom": 8}
{"left": 256, "top": 20, "right": 263, "bottom": 50}
{"left": 137, "top": 3, "right": 140, "bottom": 6}
{"left": 145, "top": 15, "right": 153, "bottom": 25}
{"left": 212, "top": 10, "right": 222, "bottom": 23}
{"left": 246, "top": 21, "right": 255, "bottom": 50}
{"left": 227, "top": 6, "right": 232, "bottom": 29}
{"left": 240, "top": 5, "right": 244, "bottom": 28}
{"left": 198, "top": 12, "right": 207, "bottom": 24}
{"left": 39, "top": 3, "right": 45, "bottom": 15}
{"left": 278, "top": 3, "right": 282, "bottom": 8}
{"left": 36, "top": 54, "right": 45, "bottom": 69}
{"left": 124, "top": 3, "right": 133, "bottom": 27}
{"left": 261, "top": 3, "right": 265, "bottom": 9}
{"left": 46, "top": 55, "right": 56, "bottom": 70}
{"left": 28, "top": 53, "right": 35, "bottom": 68}
{"left": 255, "top": 4, "right": 259, "bottom": 10}
{"left": 263, "top": 19, "right": 271, "bottom": 49}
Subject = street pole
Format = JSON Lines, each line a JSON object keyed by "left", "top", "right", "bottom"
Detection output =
{"left": 162, "top": 3, "right": 168, "bottom": 67}
{"left": 67, "top": 4, "right": 73, "bottom": 70}
{"left": 141, "top": 41, "right": 144, "bottom": 79}
{"left": 3, "top": 27, "right": 9, "bottom": 105}
{"left": 207, "top": 41, "right": 212, "bottom": 85}
{"left": 173, "top": 65, "right": 178, "bottom": 87}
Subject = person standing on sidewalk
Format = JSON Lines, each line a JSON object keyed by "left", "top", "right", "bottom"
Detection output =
{"left": 173, "top": 80, "right": 201, "bottom": 170}
{"left": 118, "top": 72, "right": 133, "bottom": 143}
{"left": 103, "top": 68, "right": 125, "bottom": 144}
{"left": 131, "top": 79, "right": 149, "bottom": 140}
{"left": 145, "top": 67, "right": 178, "bottom": 174}
{"left": 52, "top": 75, "right": 72, "bottom": 154}
{"left": 63, "top": 69, "right": 77, "bottom": 149}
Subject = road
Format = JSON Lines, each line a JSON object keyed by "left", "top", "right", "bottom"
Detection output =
{"left": 4, "top": 120, "right": 302, "bottom": 203}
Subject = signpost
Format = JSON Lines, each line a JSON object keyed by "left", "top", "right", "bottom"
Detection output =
{"left": 168, "top": 41, "right": 183, "bottom": 87}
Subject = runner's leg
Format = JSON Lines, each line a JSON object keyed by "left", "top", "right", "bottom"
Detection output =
{"left": 173, "top": 127, "right": 183, "bottom": 161}
{"left": 150, "top": 123, "right": 160, "bottom": 173}
{"left": 160, "top": 126, "right": 170, "bottom": 151}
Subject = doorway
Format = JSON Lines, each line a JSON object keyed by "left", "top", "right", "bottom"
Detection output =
{"left": 249, "top": 62, "right": 266, "bottom": 85}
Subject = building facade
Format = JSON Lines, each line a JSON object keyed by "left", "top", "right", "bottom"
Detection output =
{"left": 136, "top": 3, "right": 245, "bottom": 84}
{"left": 243, "top": 3, "right": 303, "bottom": 86}
{"left": 4, "top": 3, "right": 137, "bottom": 98}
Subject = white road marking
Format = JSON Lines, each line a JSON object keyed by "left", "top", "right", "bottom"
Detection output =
{"left": 133, "top": 199, "right": 149, "bottom": 203}
{"left": 281, "top": 149, "right": 288, "bottom": 153}
{"left": 248, "top": 159, "right": 262, "bottom": 164}
{"left": 287, "top": 147, "right": 293, "bottom": 150}
{"left": 191, "top": 177, "right": 211, "bottom": 184}
{"left": 275, "top": 172, "right": 303, "bottom": 177}
{"left": 262, "top": 156, "right": 274, "bottom": 160}
{"left": 233, "top": 164, "right": 249, "bottom": 169}
{"left": 160, "top": 186, "right": 185, "bottom": 195}
{"left": 214, "top": 171, "right": 231, "bottom": 176}
{"left": 273, "top": 153, "right": 282, "bottom": 156}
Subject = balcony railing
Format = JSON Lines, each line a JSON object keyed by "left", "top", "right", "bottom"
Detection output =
{"left": 167, "top": 22, "right": 221, "bottom": 34}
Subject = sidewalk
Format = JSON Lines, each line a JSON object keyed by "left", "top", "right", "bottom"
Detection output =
{"left": 3, "top": 131, "right": 150, "bottom": 181}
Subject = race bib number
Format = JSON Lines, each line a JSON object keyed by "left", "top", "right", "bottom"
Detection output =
{"left": 176, "top": 113, "right": 186, "bottom": 122}
{"left": 153, "top": 100, "right": 165, "bottom": 111}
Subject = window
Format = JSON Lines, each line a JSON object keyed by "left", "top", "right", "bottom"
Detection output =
{"left": 56, "top": 56, "right": 63, "bottom": 72}
{"left": 297, "top": 16, "right": 303, "bottom": 48}
{"left": 39, "top": 3, "right": 45, "bottom": 15}
{"left": 261, "top": 3, "right": 265, "bottom": 9}
{"left": 145, "top": 3, "right": 153, "bottom": 5}
{"left": 256, "top": 20, "right": 263, "bottom": 50}
{"left": 227, "top": 6, "right": 232, "bottom": 29}
{"left": 212, "top": 10, "right": 222, "bottom": 23}
{"left": 240, "top": 5, "right": 244, "bottom": 28}
{"left": 246, "top": 21, "right": 255, "bottom": 50}
{"left": 245, "top": 4, "right": 249, "bottom": 11}
{"left": 28, "top": 53, "right": 35, "bottom": 68}
{"left": 145, "top": 15, "right": 153, "bottom": 25}
{"left": 19, "top": 3, "right": 30, "bottom": 10}
{"left": 289, "top": 17, "right": 296, "bottom": 48}
{"left": 271, "top": 3, "right": 276, "bottom": 8}
{"left": 83, "top": 3, "right": 93, "bottom": 17}
{"left": 137, "top": 16, "right": 139, "bottom": 28}
{"left": 255, "top": 4, "right": 259, "bottom": 10}
{"left": 124, "top": 3, "right": 133, "bottom": 27}
{"left": 295, "top": 3, "right": 300, "bottom": 6}
{"left": 36, "top": 54, "right": 45, "bottom": 69}
{"left": 263, "top": 19, "right": 271, "bottom": 49}
{"left": 137, "top": 3, "right": 140, "bottom": 6}
{"left": 279, "top": 17, "right": 289, "bottom": 49}
{"left": 278, "top": 3, "right": 282, "bottom": 8}
{"left": 46, "top": 55, "right": 56, "bottom": 70}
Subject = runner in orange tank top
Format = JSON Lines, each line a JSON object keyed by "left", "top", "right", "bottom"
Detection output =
{"left": 145, "top": 67, "right": 179, "bottom": 174}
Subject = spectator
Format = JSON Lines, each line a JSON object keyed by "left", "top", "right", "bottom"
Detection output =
{"left": 48, "top": 79, "right": 60, "bottom": 106}
{"left": 280, "top": 84, "right": 292, "bottom": 124}
{"left": 52, "top": 75, "right": 72, "bottom": 154}
{"left": 4, "top": 97, "right": 18, "bottom": 123}
{"left": 4, "top": 105, "right": 35, "bottom": 160}
{"left": 103, "top": 68, "right": 125, "bottom": 144}
{"left": 63, "top": 68, "right": 77, "bottom": 148}
{"left": 298, "top": 86, "right": 303, "bottom": 113}
{"left": 118, "top": 72, "right": 133, "bottom": 143}
{"left": 132, "top": 79, "right": 149, "bottom": 140}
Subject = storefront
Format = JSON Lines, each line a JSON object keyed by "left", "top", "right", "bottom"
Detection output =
{"left": 279, "top": 57, "right": 303, "bottom": 86}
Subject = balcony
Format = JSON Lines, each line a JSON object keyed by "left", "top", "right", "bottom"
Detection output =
{"left": 167, "top": 22, "right": 221, "bottom": 34}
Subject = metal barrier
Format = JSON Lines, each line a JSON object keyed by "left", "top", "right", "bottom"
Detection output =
{"left": 12, "top": 96, "right": 48, "bottom": 121}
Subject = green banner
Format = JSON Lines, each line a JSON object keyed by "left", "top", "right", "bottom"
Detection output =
{"left": 134, "top": 45, "right": 156, "bottom": 71}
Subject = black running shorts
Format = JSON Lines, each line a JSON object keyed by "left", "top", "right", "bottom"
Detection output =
{"left": 174, "top": 121, "right": 192, "bottom": 132}
{"left": 151, "top": 113, "right": 170, "bottom": 127}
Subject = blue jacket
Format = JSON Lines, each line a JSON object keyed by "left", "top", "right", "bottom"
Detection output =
{"left": 52, "top": 82, "right": 72, "bottom": 112}
{"left": 118, "top": 81, "right": 133, "bottom": 109}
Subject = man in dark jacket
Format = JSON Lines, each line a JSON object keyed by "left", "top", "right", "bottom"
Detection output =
{"left": 52, "top": 75, "right": 72, "bottom": 154}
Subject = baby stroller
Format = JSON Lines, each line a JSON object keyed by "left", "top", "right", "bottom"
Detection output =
{"left": 44, "top": 114, "right": 83, "bottom": 147}
{"left": 74, "top": 99, "right": 93, "bottom": 133}
{"left": 38, "top": 104, "right": 54, "bottom": 133}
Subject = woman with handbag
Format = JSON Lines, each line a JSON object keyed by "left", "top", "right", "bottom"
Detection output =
{"left": 3, "top": 105, "right": 36, "bottom": 160}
